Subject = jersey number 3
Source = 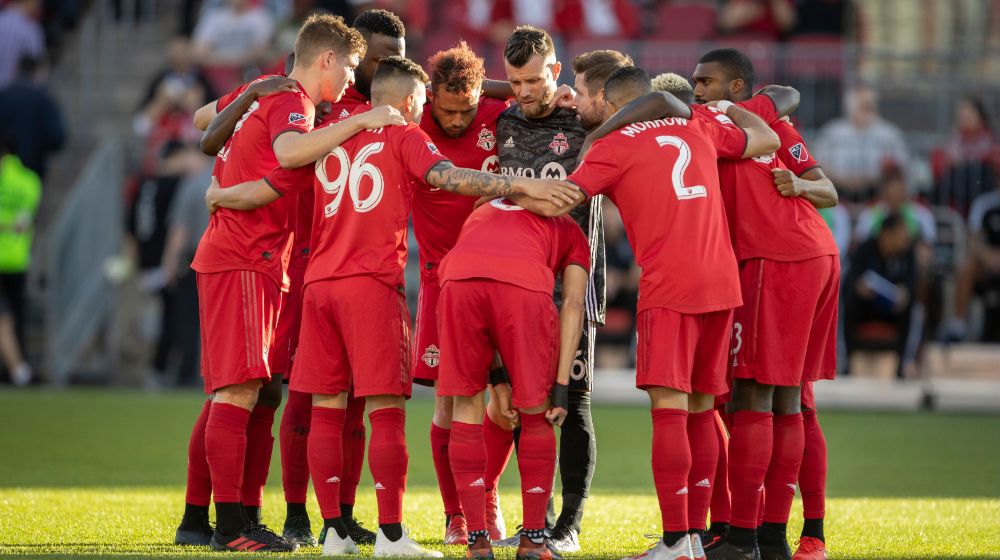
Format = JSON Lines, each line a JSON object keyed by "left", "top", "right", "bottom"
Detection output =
{"left": 656, "top": 136, "right": 707, "bottom": 200}
{"left": 317, "top": 142, "right": 386, "bottom": 217}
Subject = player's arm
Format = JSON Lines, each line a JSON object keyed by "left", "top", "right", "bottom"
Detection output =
{"left": 204, "top": 175, "right": 282, "bottom": 212}
{"left": 773, "top": 166, "right": 839, "bottom": 208}
{"left": 717, "top": 101, "right": 780, "bottom": 158}
{"left": 193, "top": 101, "right": 218, "bottom": 131}
{"left": 424, "top": 161, "right": 581, "bottom": 206}
{"left": 271, "top": 106, "right": 406, "bottom": 168}
{"left": 580, "top": 91, "right": 693, "bottom": 156}
{"left": 755, "top": 85, "right": 800, "bottom": 119}
{"left": 481, "top": 79, "right": 514, "bottom": 100}
{"left": 199, "top": 76, "right": 300, "bottom": 155}
{"left": 548, "top": 263, "right": 588, "bottom": 426}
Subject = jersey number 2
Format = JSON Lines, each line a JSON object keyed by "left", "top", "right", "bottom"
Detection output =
{"left": 317, "top": 142, "right": 386, "bottom": 217}
{"left": 656, "top": 136, "right": 707, "bottom": 200}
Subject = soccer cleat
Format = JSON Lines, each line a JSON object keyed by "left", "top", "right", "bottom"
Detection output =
{"left": 321, "top": 526, "right": 360, "bottom": 555}
{"left": 690, "top": 533, "right": 707, "bottom": 559}
{"left": 791, "top": 537, "right": 827, "bottom": 560}
{"left": 466, "top": 534, "right": 496, "bottom": 559}
{"left": 702, "top": 530, "right": 724, "bottom": 551}
{"left": 548, "top": 524, "right": 580, "bottom": 553}
{"left": 758, "top": 539, "right": 792, "bottom": 560}
{"left": 174, "top": 523, "right": 214, "bottom": 546}
{"left": 344, "top": 515, "right": 377, "bottom": 545}
{"left": 283, "top": 515, "right": 318, "bottom": 547}
{"left": 444, "top": 514, "right": 469, "bottom": 545}
{"left": 210, "top": 524, "right": 298, "bottom": 552}
{"left": 493, "top": 526, "right": 524, "bottom": 548}
{"left": 705, "top": 540, "right": 761, "bottom": 560}
{"left": 623, "top": 535, "right": 693, "bottom": 560}
{"left": 516, "top": 534, "right": 563, "bottom": 560}
{"left": 373, "top": 525, "right": 445, "bottom": 557}
{"left": 485, "top": 489, "right": 507, "bottom": 541}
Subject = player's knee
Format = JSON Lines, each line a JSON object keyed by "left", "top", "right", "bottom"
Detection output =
{"left": 433, "top": 395, "right": 455, "bottom": 427}
{"left": 646, "top": 386, "right": 688, "bottom": 410}
{"left": 312, "top": 392, "right": 348, "bottom": 409}
{"left": 688, "top": 391, "right": 716, "bottom": 413}
{"left": 215, "top": 380, "right": 262, "bottom": 410}
{"left": 772, "top": 385, "right": 802, "bottom": 415}
{"left": 731, "top": 379, "right": 774, "bottom": 412}
{"left": 256, "top": 376, "right": 284, "bottom": 409}
{"left": 452, "top": 395, "right": 485, "bottom": 424}
{"left": 366, "top": 394, "right": 405, "bottom": 413}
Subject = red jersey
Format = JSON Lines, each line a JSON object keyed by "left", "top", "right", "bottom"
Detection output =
{"left": 713, "top": 96, "right": 838, "bottom": 263}
{"left": 267, "top": 121, "right": 448, "bottom": 290}
{"left": 327, "top": 86, "right": 369, "bottom": 122}
{"left": 415, "top": 97, "right": 509, "bottom": 267}
{"left": 440, "top": 198, "right": 590, "bottom": 295}
{"left": 192, "top": 75, "right": 314, "bottom": 288}
{"left": 569, "top": 111, "right": 746, "bottom": 314}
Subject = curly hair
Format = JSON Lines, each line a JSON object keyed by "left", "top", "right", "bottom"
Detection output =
{"left": 354, "top": 8, "right": 405, "bottom": 39}
{"left": 651, "top": 72, "right": 694, "bottom": 105}
{"left": 428, "top": 41, "right": 485, "bottom": 96}
{"left": 294, "top": 13, "right": 366, "bottom": 64}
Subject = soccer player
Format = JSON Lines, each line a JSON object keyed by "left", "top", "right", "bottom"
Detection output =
{"left": 436, "top": 197, "right": 591, "bottom": 560}
{"left": 541, "top": 66, "right": 781, "bottom": 560}
{"left": 412, "top": 41, "right": 511, "bottom": 545}
{"left": 690, "top": 49, "right": 839, "bottom": 560}
{"left": 492, "top": 28, "right": 629, "bottom": 553}
{"left": 204, "top": 56, "right": 579, "bottom": 557}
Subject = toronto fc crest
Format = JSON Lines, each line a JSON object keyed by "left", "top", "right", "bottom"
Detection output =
{"left": 422, "top": 344, "right": 440, "bottom": 368}
{"left": 477, "top": 128, "right": 496, "bottom": 151}
{"left": 549, "top": 132, "right": 570, "bottom": 155}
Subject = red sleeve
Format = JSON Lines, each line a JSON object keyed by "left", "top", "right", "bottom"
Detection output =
{"left": 567, "top": 139, "right": 619, "bottom": 198}
{"left": 557, "top": 217, "right": 591, "bottom": 272}
{"left": 738, "top": 94, "right": 779, "bottom": 124}
{"left": 267, "top": 93, "right": 314, "bottom": 144}
{"left": 264, "top": 164, "right": 314, "bottom": 197}
{"left": 399, "top": 125, "right": 450, "bottom": 182}
{"left": 696, "top": 107, "right": 749, "bottom": 160}
{"left": 215, "top": 83, "right": 249, "bottom": 113}
{"left": 212, "top": 155, "right": 225, "bottom": 177}
{"left": 773, "top": 119, "right": 820, "bottom": 176}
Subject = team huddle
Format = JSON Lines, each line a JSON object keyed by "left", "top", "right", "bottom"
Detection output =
{"left": 176, "top": 8, "right": 839, "bottom": 560}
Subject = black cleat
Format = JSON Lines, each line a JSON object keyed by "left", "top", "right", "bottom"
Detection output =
{"left": 707, "top": 540, "right": 761, "bottom": 560}
{"left": 344, "top": 515, "right": 376, "bottom": 545}
{"left": 758, "top": 540, "right": 792, "bottom": 560}
{"left": 282, "top": 515, "right": 318, "bottom": 547}
{"left": 210, "top": 524, "right": 298, "bottom": 552}
{"left": 702, "top": 529, "right": 726, "bottom": 551}
{"left": 174, "top": 524, "right": 214, "bottom": 546}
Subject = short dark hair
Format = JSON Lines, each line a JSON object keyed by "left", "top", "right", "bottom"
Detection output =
{"left": 428, "top": 41, "right": 485, "bottom": 95}
{"left": 572, "top": 50, "right": 633, "bottom": 96}
{"left": 881, "top": 212, "right": 907, "bottom": 234}
{"left": 504, "top": 25, "right": 555, "bottom": 67}
{"left": 604, "top": 66, "right": 652, "bottom": 106}
{"left": 698, "top": 48, "right": 756, "bottom": 90}
{"left": 294, "top": 13, "right": 366, "bottom": 64}
{"left": 353, "top": 8, "right": 405, "bottom": 39}
{"left": 373, "top": 56, "right": 429, "bottom": 88}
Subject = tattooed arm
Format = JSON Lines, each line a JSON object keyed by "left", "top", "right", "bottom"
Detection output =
{"left": 424, "top": 161, "right": 581, "bottom": 207}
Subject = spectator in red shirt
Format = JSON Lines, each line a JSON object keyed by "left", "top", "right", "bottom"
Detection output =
{"left": 717, "top": 0, "right": 796, "bottom": 40}
{"left": 931, "top": 96, "right": 1000, "bottom": 212}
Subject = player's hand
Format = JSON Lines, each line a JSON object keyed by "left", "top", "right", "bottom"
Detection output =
{"left": 354, "top": 105, "right": 406, "bottom": 130}
{"left": 546, "top": 406, "right": 568, "bottom": 427}
{"left": 248, "top": 76, "right": 299, "bottom": 99}
{"left": 773, "top": 168, "right": 803, "bottom": 197}
{"left": 493, "top": 383, "right": 519, "bottom": 425}
{"left": 204, "top": 177, "right": 222, "bottom": 213}
{"left": 474, "top": 196, "right": 494, "bottom": 209}
{"left": 517, "top": 178, "right": 580, "bottom": 207}
{"left": 551, "top": 84, "right": 577, "bottom": 109}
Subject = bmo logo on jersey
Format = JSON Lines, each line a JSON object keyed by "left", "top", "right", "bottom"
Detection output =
{"left": 500, "top": 162, "right": 566, "bottom": 179}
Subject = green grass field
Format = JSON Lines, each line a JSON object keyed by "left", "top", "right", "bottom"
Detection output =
{"left": 1, "top": 389, "right": 999, "bottom": 559}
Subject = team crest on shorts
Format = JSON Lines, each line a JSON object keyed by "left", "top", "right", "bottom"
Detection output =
{"left": 422, "top": 344, "right": 440, "bottom": 368}
{"left": 789, "top": 142, "right": 808, "bottom": 163}
{"left": 549, "top": 132, "right": 570, "bottom": 155}
{"left": 477, "top": 128, "right": 496, "bottom": 151}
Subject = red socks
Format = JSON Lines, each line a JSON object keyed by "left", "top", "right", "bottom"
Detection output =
{"left": 763, "top": 413, "right": 804, "bottom": 524}
{"left": 241, "top": 405, "right": 276, "bottom": 507}
{"left": 449, "top": 421, "right": 487, "bottom": 533}
{"left": 483, "top": 414, "right": 515, "bottom": 492}
{"left": 651, "top": 408, "right": 691, "bottom": 533}
{"left": 431, "top": 423, "right": 463, "bottom": 517}
{"left": 308, "top": 406, "right": 346, "bottom": 520}
{"left": 368, "top": 408, "right": 408, "bottom": 525}
{"left": 280, "top": 390, "right": 312, "bottom": 505}
{"left": 205, "top": 402, "right": 251, "bottom": 503}
{"left": 185, "top": 399, "right": 212, "bottom": 506}
{"left": 516, "top": 412, "right": 556, "bottom": 530}
{"left": 340, "top": 396, "right": 366, "bottom": 509}
{"left": 800, "top": 408, "right": 827, "bottom": 520}
{"left": 710, "top": 410, "right": 731, "bottom": 525}
{"left": 728, "top": 410, "right": 773, "bottom": 529}
{"left": 687, "top": 410, "right": 718, "bottom": 532}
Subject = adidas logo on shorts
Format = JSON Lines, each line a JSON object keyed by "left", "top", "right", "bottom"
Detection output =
{"left": 374, "top": 482, "right": 386, "bottom": 490}
{"left": 787, "top": 483, "right": 797, "bottom": 492}
{"left": 675, "top": 487, "right": 689, "bottom": 495}
{"left": 696, "top": 479, "right": 711, "bottom": 488}
{"left": 326, "top": 476, "right": 341, "bottom": 483}
{"left": 526, "top": 487, "right": 546, "bottom": 494}
{"left": 470, "top": 478, "right": 485, "bottom": 487}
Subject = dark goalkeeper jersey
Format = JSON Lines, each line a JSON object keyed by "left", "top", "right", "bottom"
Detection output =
{"left": 496, "top": 105, "right": 606, "bottom": 325}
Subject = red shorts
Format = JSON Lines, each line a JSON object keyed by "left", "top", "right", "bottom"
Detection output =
{"left": 290, "top": 276, "right": 413, "bottom": 398}
{"left": 636, "top": 307, "right": 734, "bottom": 395}
{"left": 437, "top": 279, "right": 558, "bottom": 410}
{"left": 412, "top": 269, "right": 442, "bottom": 385}
{"left": 197, "top": 270, "right": 280, "bottom": 394}
{"left": 271, "top": 266, "right": 305, "bottom": 377}
{"left": 731, "top": 256, "right": 840, "bottom": 386}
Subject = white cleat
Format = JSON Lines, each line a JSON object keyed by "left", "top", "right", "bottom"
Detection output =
{"left": 322, "top": 526, "right": 359, "bottom": 556}
{"left": 624, "top": 536, "right": 694, "bottom": 560}
{"left": 373, "top": 526, "right": 444, "bottom": 558}
{"left": 690, "top": 534, "right": 706, "bottom": 559}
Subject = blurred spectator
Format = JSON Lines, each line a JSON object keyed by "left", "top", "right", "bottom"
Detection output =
{"left": 132, "top": 58, "right": 206, "bottom": 175}
{"left": 192, "top": 0, "right": 275, "bottom": 93}
{"left": 845, "top": 212, "right": 919, "bottom": 379}
{"left": 951, "top": 183, "right": 1000, "bottom": 342}
{"left": 139, "top": 37, "right": 216, "bottom": 115}
{"left": 0, "top": 56, "right": 66, "bottom": 181}
{"left": 791, "top": 0, "right": 848, "bottom": 36}
{"left": 717, "top": 0, "right": 796, "bottom": 40}
{"left": 0, "top": 0, "right": 45, "bottom": 90}
{"left": 490, "top": 0, "right": 639, "bottom": 42}
{"left": 855, "top": 166, "right": 936, "bottom": 246}
{"left": 931, "top": 96, "right": 1000, "bottom": 213}
{"left": 0, "top": 134, "right": 39, "bottom": 386}
{"left": 817, "top": 205, "right": 851, "bottom": 257}
{"left": 813, "top": 85, "right": 910, "bottom": 202}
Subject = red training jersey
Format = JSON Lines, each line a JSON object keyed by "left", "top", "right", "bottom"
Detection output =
{"left": 440, "top": 198, "right": 590, "bottom": 295}
{"left": 415, "top": 97, "right": 509, "bottom": 267}
{"left": 713, "top": 95, "right": 838, "bottom": 263}
{"left": 192, "top": 75, "right": 314, "bottom": 288}
{"left": 569, "top": 110, "right": 746, "bottom": 314}
{"left": 267, "top": 121, "right": 448, "bottom": 290}
{"left": 327, "top": 86, "right": 370, "bottom": 122}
